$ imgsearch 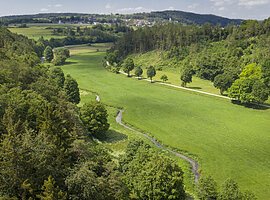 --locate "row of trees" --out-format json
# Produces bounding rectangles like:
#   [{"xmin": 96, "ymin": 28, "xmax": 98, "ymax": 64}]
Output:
[
  {"xmin": 51, "ymin": 24, "xmax": 131, "ymax": 38},
  {"xmin": 44, "ymin": 46, "xmax": 70, "ymax": 66},
  {"xmin": 110, "ymin": 18, "xmax": 270, "ymax": 104},
  {"xmin": 34, "ymin": 35, "xmax": 111, "ymax": 58},
  {"xmin": 105, "ymin": 56, "xmax": 158, "ymax": 82},
  {"xmin": 197, "ymin": 176, "xmax": 256, "ymax": 200}
]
